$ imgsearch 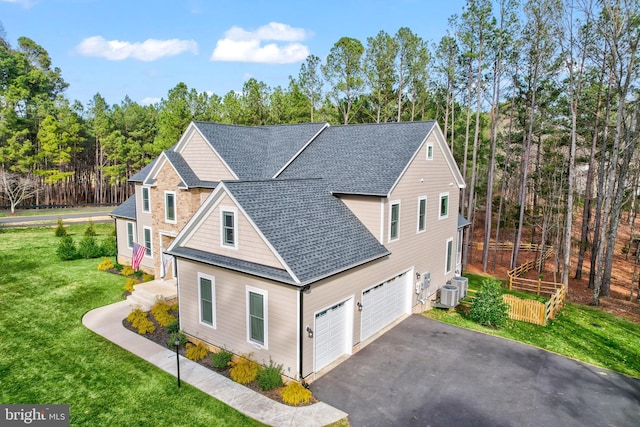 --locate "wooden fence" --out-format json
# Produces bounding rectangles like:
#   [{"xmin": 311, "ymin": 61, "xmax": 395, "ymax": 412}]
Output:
[
  {"xmin": 475, "ymin": 241, "xmax": 543, "ymax": 252},
  {"xmin": 504, "ymin": 247, "xmax": 566, "ymax": 326}
]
